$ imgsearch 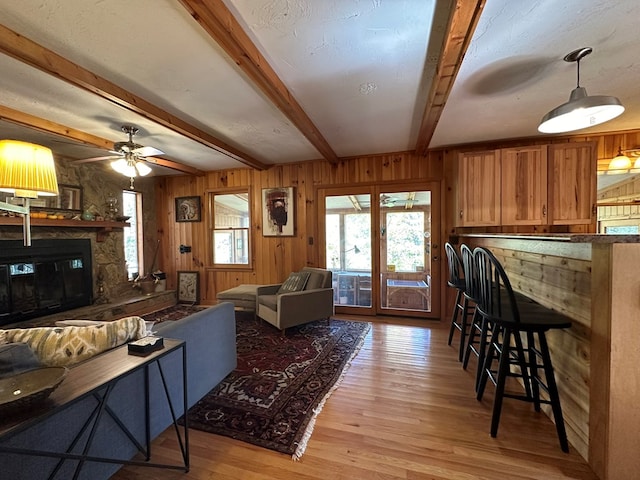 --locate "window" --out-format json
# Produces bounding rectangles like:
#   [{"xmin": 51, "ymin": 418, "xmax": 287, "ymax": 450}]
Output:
[
  {"xmin": 122, "ymin": 190, "xmax": 143, "ymax": 279},
  {"xmin": 385, "ymin": 211, "xmax": 425, "ymax": 271},
  {"xmin": 210, "ymin": 191, "xmax": 250, "ymax": 266},
  {"xmin": 605, "ymin": 225, "xmax": 639, "ymax": 234}
]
